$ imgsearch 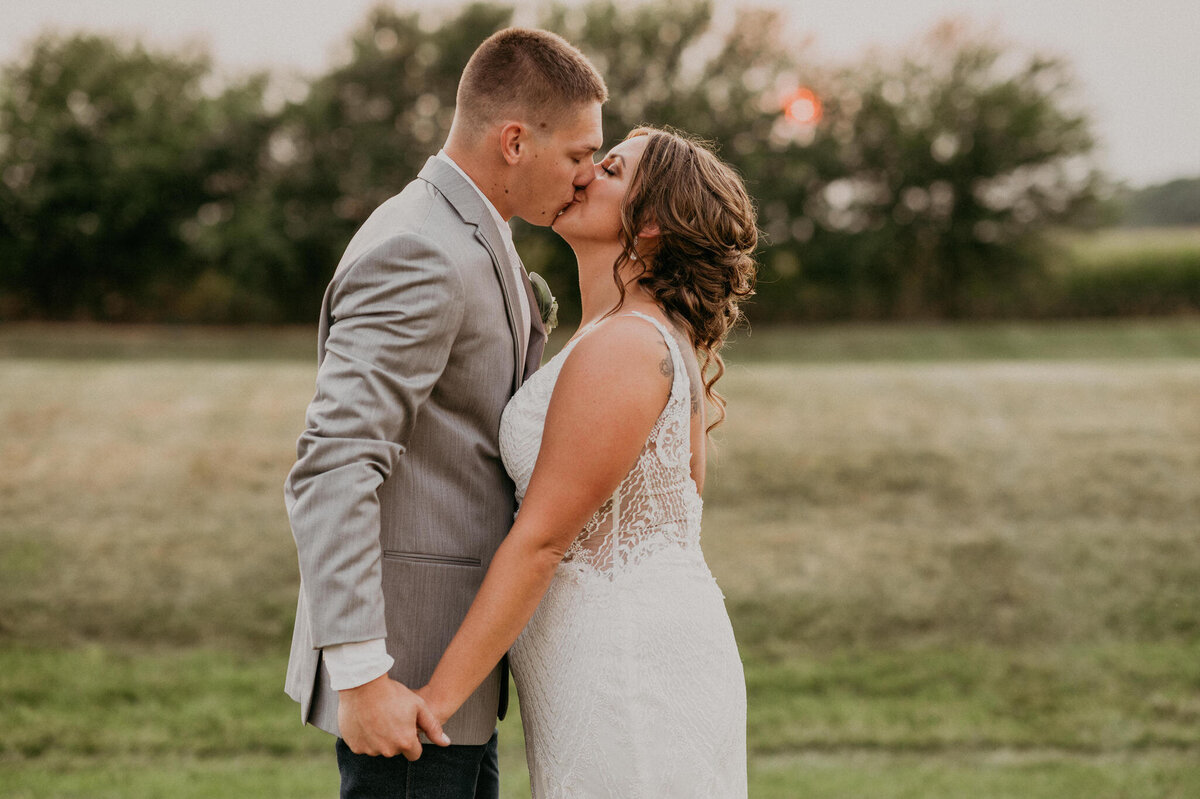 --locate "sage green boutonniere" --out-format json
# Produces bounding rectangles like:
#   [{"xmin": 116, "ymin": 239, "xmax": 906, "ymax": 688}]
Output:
[{"xmin": 528, "ymin": 272, "xmax": 558, "ymax": 335}]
